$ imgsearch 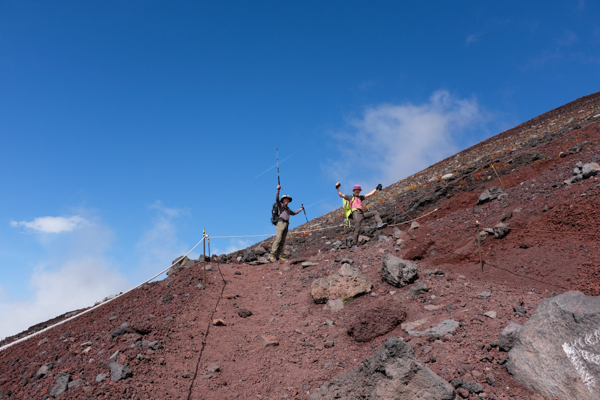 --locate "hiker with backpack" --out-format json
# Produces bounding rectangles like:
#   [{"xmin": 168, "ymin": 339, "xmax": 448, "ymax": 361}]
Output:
[
  {"xmin": 336, "ymin": 182, "xmax": 387, "ymax": 247},
  {"xmin": 268, "ymin": 184, "xmax": 304, "ymax": 261}
]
